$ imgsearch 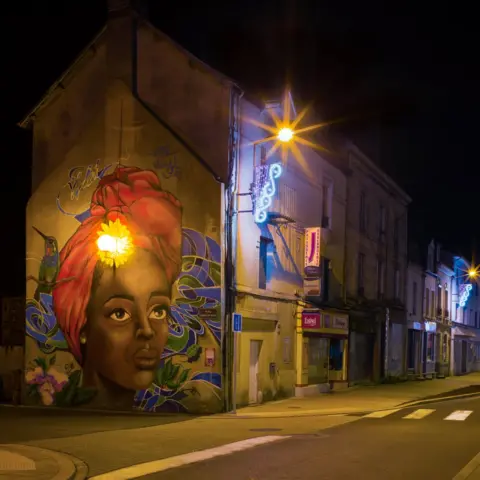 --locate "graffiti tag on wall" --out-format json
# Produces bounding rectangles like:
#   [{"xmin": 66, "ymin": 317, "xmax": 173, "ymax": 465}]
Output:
[{"xmin": 152, "ymin": 146, "xmax": 181, "ymax": 179}]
